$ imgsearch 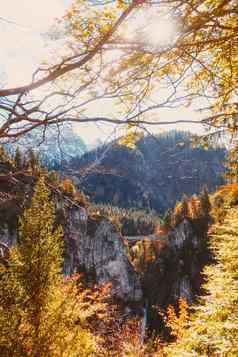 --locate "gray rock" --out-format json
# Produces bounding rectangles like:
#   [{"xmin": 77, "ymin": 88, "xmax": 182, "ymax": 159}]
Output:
[
  {"xmin": 171, "ymin": 275, "xmax": 193, "ymax": 304},
  {"xmin": 64, "ymin": 210, "xmax": 142, "ymax": 302},
  {"xmin": 141, "ymin": 217, "xmax": 206, "ymax": 307},
  {"xmin": 169, "ymin": 218, "xmax": 199, "ymax": 250},
  {"xmin": 0, "ymin": 225, "xmax": 17, "ymax": 247}
]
